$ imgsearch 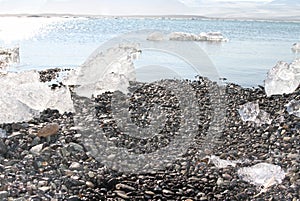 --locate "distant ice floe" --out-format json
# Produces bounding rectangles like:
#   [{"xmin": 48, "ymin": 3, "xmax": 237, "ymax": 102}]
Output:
[
  {"xmin": 238, "ymin": 102, "xmax": 272, "ymax": 125},
  {"xmin": 169, "ymin": 31, "xmax": 228, "ymax": 42},
  {"xmin": 67, "ymin": 43, "xmax": 140, "ymax": 98},
  {"xmin": 0, "ymin": 70, "xmax": 74, "ymax": 124},
  {"xmin": 147, "ymin": 31, "xmax": 164, "ymax": 41},
  {"xmin": 286, "ymin": 100, "xmax": 300, "ymax": 117},
  {"xmin": 291, "ymin": 42, "xmax": 300, "ymax": 53},
  {"xmin": 264, "ymin": 59, "xmax": 300, "ymax": 96},
  {"xmin": 146, "ymin": 31, "xmax": 228, "ymax": 42}
]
